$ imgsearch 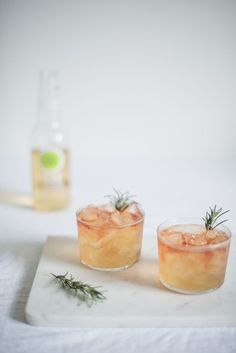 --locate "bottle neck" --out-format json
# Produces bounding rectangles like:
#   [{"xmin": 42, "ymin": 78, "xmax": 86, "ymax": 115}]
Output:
[{"xmin": 37, "ymin": 71, "xmax": 62, "ymax": 128}]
